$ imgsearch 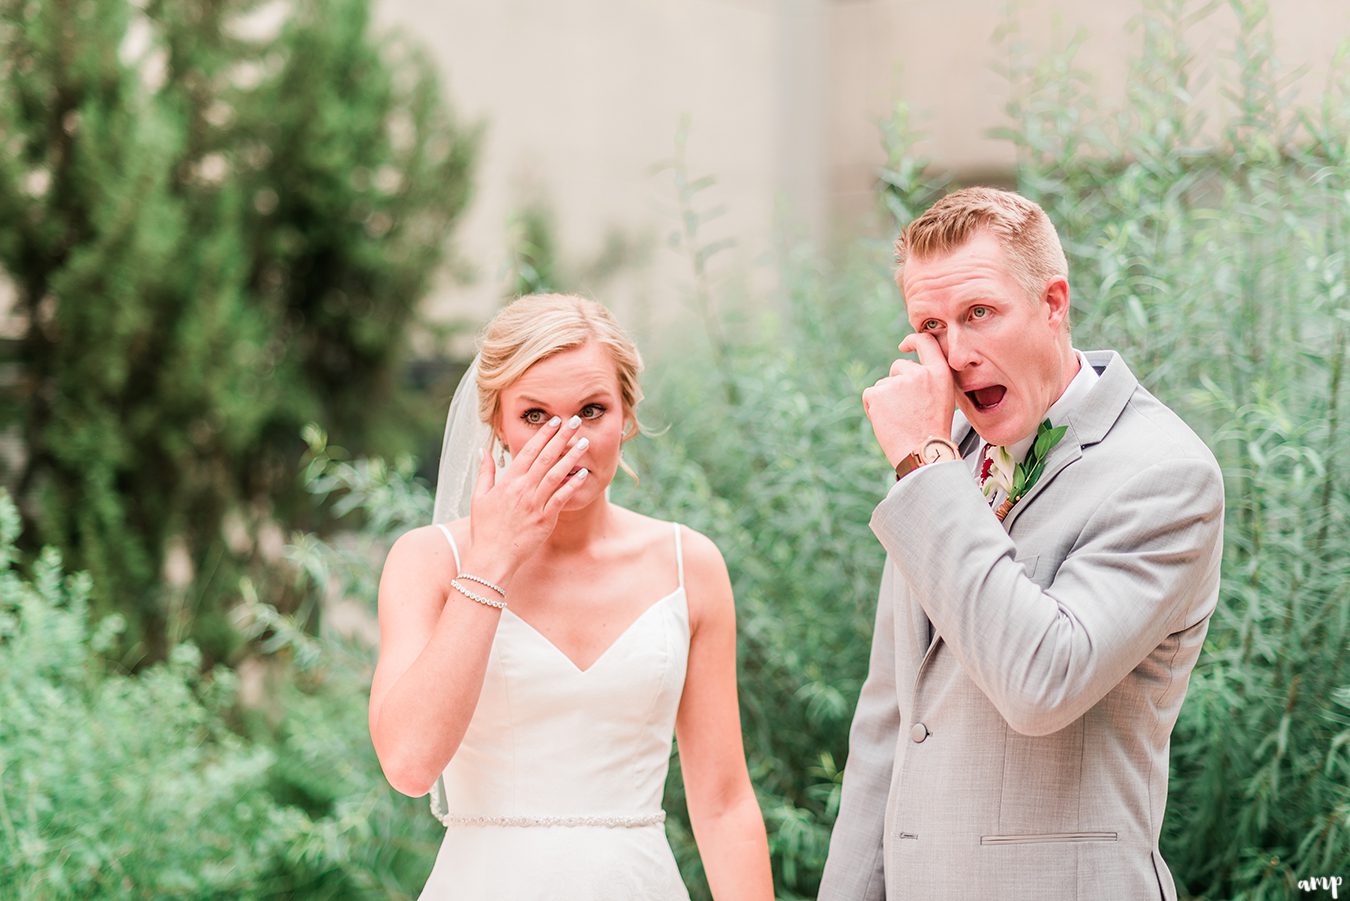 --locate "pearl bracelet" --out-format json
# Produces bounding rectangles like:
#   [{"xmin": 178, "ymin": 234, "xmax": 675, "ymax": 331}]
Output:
[
  {"xmin": 456, "ymin": 572, "xmax": 506, "ymax": 597},
  {"xmin": 451, "ymin": 578, "xmax": 507, "ymax": 610}
]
